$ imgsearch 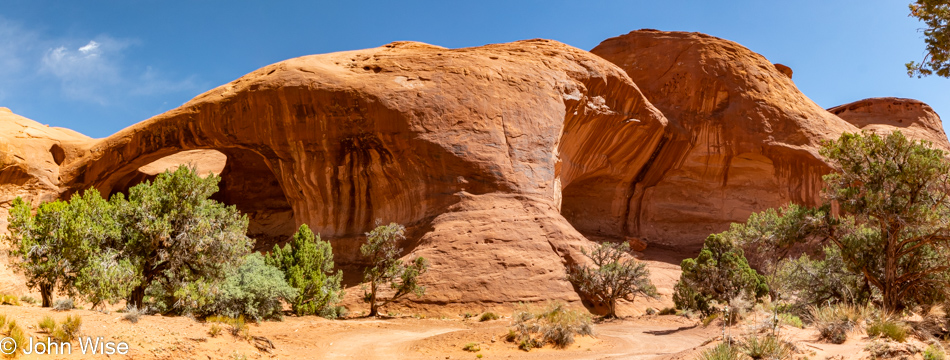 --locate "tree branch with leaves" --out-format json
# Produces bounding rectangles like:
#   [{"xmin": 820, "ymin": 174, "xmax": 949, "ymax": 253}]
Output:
[
  {"xmin": 568, "ymin": 242, "xmax": 657, "ymax": 318},
  {"xmin": 360, "ymin": 221, "xmax": 429, "ymax": 317}
]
